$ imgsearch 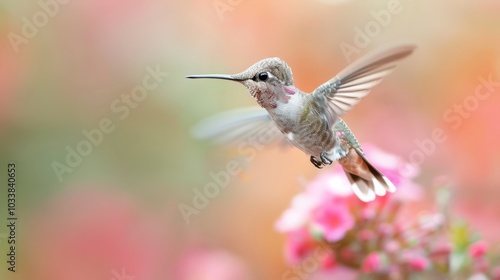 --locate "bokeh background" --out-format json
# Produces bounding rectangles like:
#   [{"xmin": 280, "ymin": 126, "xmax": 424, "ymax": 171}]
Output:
[{"xmin": 0, "ymin": 0, "xmax": 499, "ymax": 279}]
